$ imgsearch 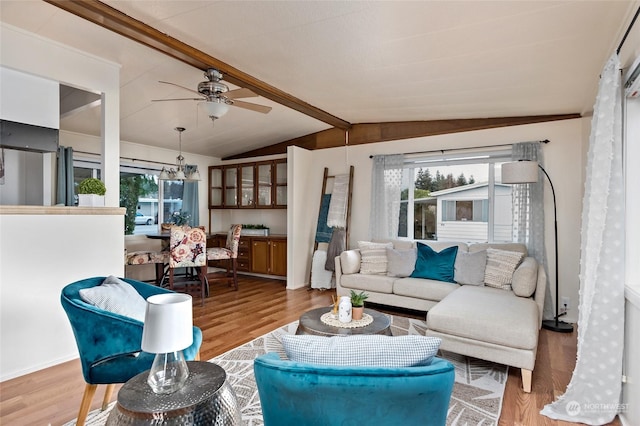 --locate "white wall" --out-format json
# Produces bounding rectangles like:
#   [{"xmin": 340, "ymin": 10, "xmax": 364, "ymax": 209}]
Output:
[
  {"xmin": 0, "ymin": 24, "xmax": 125, "ymax": 381},
  {"xmin": 620, "ymin": 34, "xmax": 640, "ymax": 425},
  {"xmin": 289, "ymin": 119, "xmax": 585, "ymax": 321},
  {"xmin": 0, "ymin": 65, "xmax": 59, "ymax": 128},
  {"xmin": 0, "ymin": 210, "xmax": 125, "ymax": 381},
  {"xmin": 288, "ymin": 146, "xmax": 319, "ymax": 289}
]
